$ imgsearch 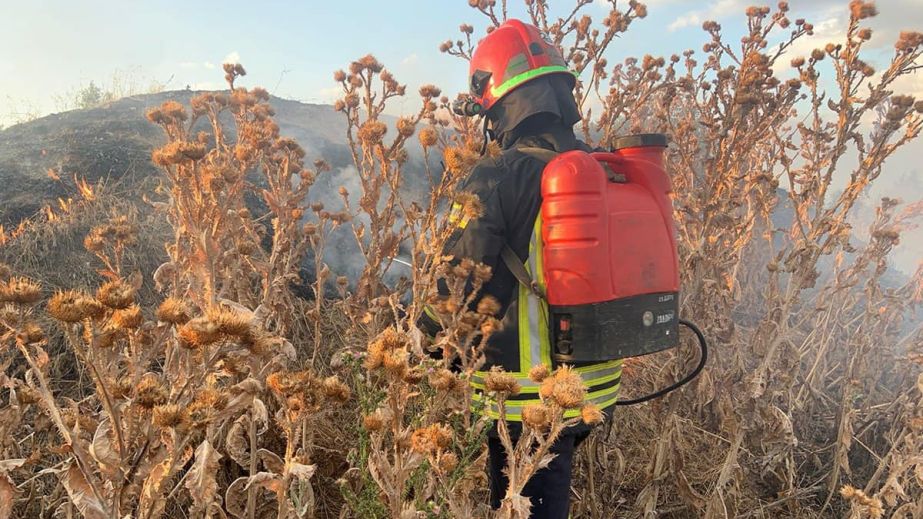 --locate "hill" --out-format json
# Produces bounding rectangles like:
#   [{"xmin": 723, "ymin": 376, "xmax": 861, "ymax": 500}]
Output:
[{"xmin": 0, "ymin": 90, "xmax": 395, "ymax": 224}]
